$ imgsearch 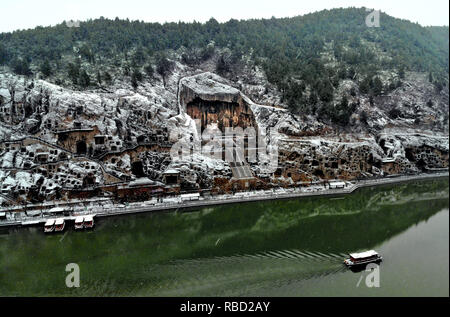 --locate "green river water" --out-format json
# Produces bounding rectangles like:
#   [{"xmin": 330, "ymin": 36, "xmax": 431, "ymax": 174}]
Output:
[{"xmin": 0, "ymin": 178, "xmax": 448, "ymax": 296}]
